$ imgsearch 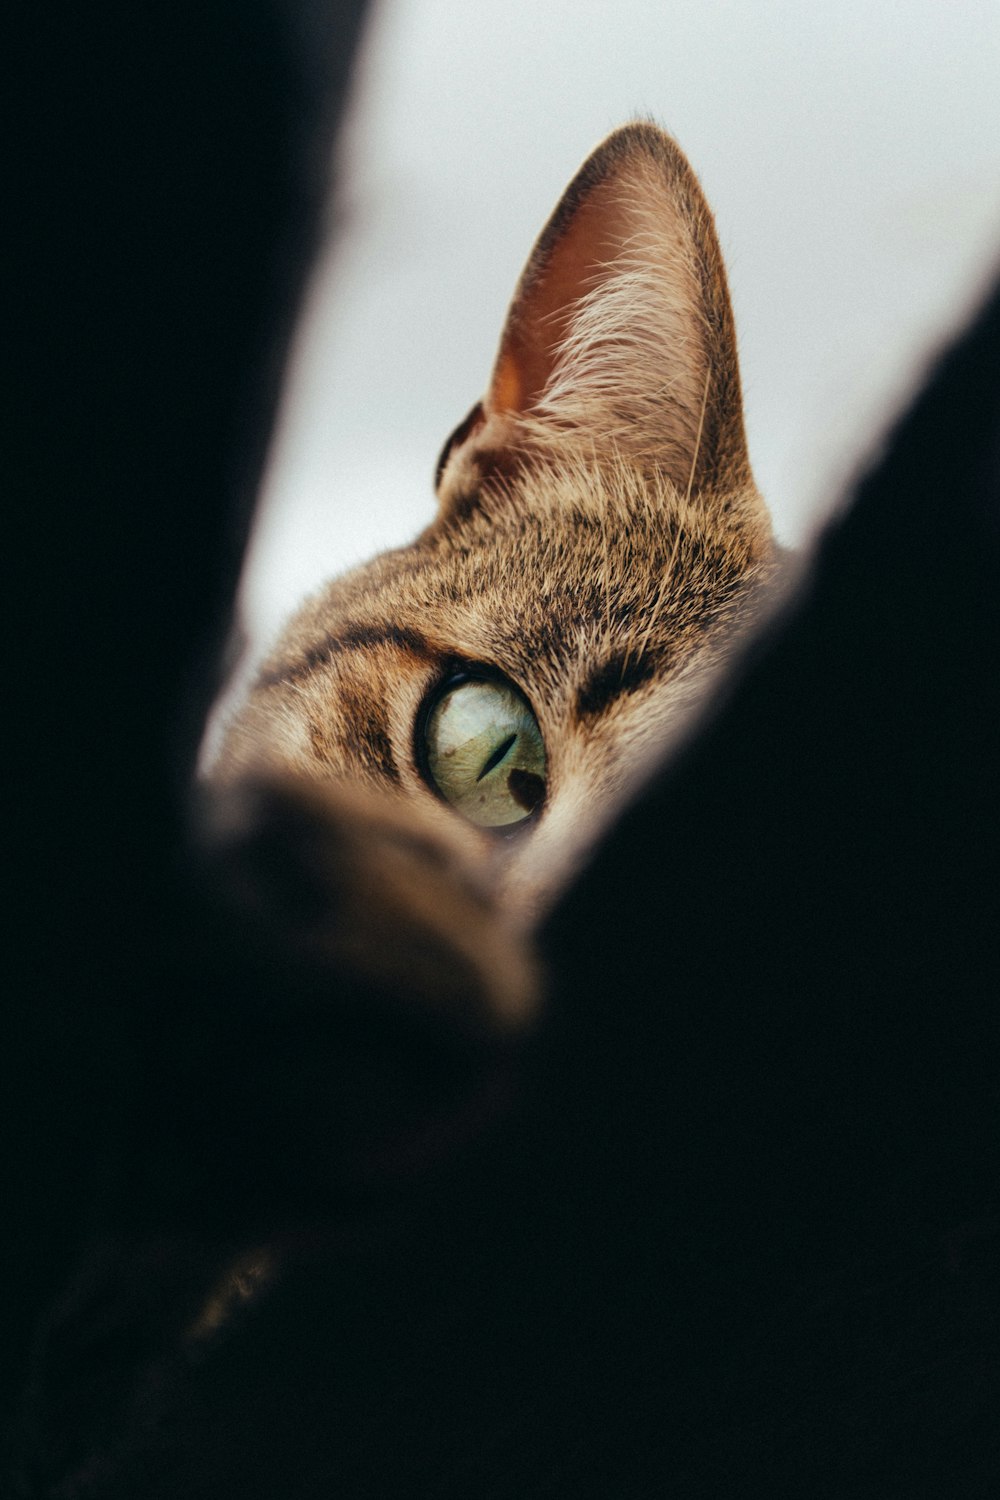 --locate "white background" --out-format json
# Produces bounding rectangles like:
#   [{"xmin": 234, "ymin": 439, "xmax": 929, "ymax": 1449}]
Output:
[{"xmin": 237, "ymin": 0, "xmax": 1000, "ymax": 655}]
